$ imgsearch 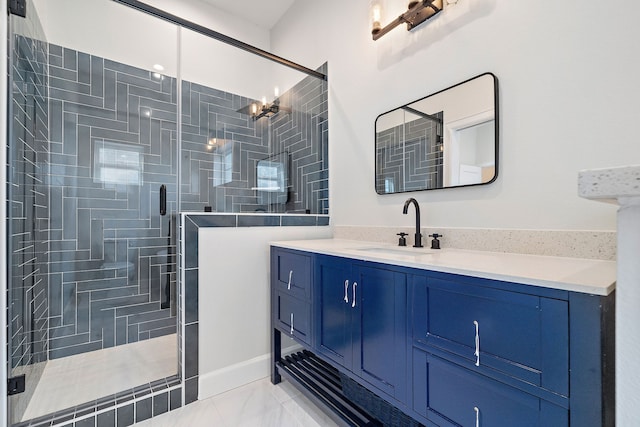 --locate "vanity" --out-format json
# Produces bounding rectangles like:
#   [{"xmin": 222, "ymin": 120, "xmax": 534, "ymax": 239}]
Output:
[{"xmin": 270, "ymin": 239, "xmax": 615, "ymax": 427}]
